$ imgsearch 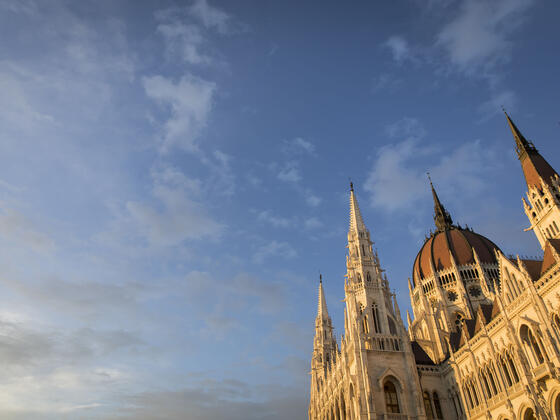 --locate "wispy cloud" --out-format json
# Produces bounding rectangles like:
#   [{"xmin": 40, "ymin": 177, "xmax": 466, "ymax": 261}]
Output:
[
  {"xmin": 143, "ymin": 74, "xmax": 216, "ymax": 153},
  {"xmin": 365, "ymin": 117, "xmax": 499, "ymax": 212},
  {"xmin": 436, "ymin": 0, "xmax": 535, "ymax": 75},
  {"xmin": 253, "ymin": 241, "xmax": 297, "ymax": 264},
  {"xmin": 383, "ymin": 35, "xmax": 413, "ymax": 63}
]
